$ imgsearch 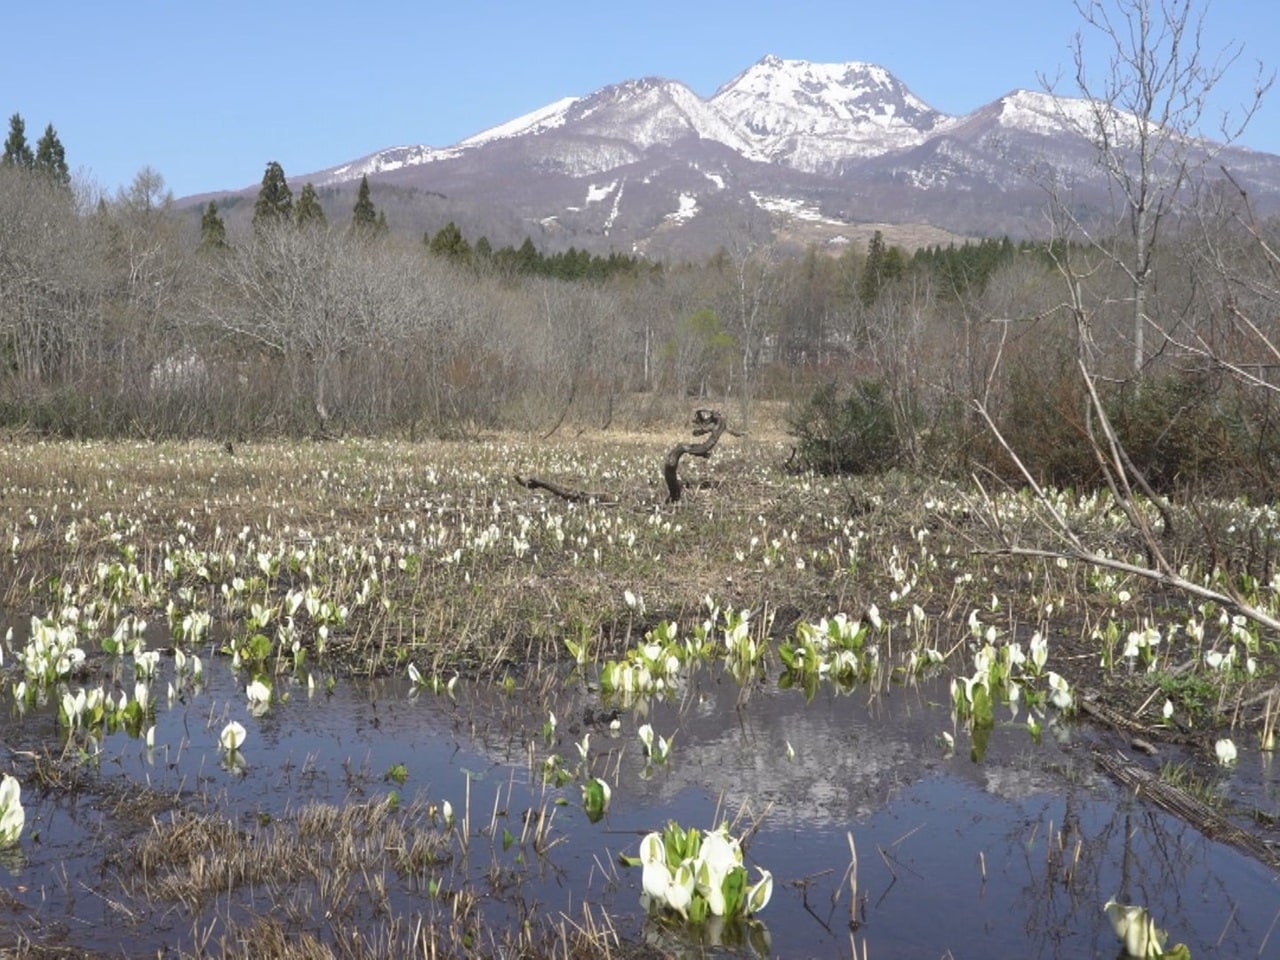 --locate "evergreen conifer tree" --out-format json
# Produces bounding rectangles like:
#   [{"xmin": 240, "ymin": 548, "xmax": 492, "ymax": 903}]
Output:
[
  {"xmin": 429, "ymin": 221, "xmax": 471, "ymax": 261},
  {"xmin": 295, "ymin": 182, "xmax": 326, "ymax": 227},
  {"xmin": 857, "ymin": 230, "xmax": 904, "ymax": 306},
  {"xmin": 514, "ymin": 237, "xmax": 539, "ymax": 274},
  {"xmin": 2, "ymin": 113, "xmax": 34, "ymax": 168},
  {"xmin": 351, "ymin": 174, "xmax": 377, "ymax": 234},
  {"xmin": 199, "ymin": 200, "xmax": 228, "ymax": 251},
  {"xmin": 33, "ymin": 123, "xmax": 69, "ymax": 185},
  {"xmin": 252, "ymin": 161, "xmax": 293, "ymax": 230}
]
